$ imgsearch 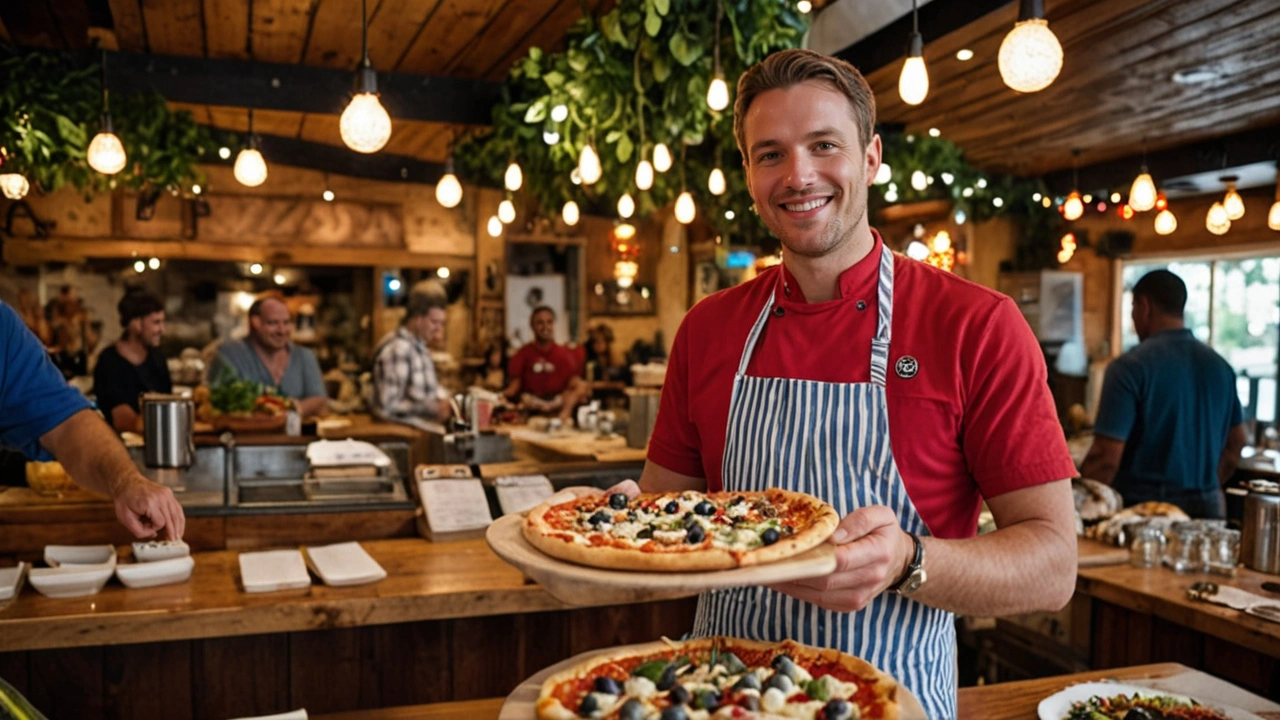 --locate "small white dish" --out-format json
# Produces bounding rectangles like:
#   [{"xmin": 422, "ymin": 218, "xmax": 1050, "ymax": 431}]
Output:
[
  {"xmin": 0, "ymin": 563, "xmax": 27, "ymax": 601},
  {"xmin": 28, "ymin": 565, "xmax": 114, "ymax": 598},
  {"xmin": 116, "ymin": 556, "xmax": 195, "ymax": 589},
  {"xmin": 228, "ymin": 709, "xmax": 308, "ymax": 720},
  {"xmin": 1037, "ymin": 681, "xmax": 1264, "ymax": 720},
  {"xmin": 239, "ymin": 549, "xmax": 311, "ymax": 593},
  {"xmin": 132, "ymin": 540, "xmax": 191, "ymax": 562},
  {"xmin": 44, "ymin": 544, "xmax": 117, "ymax": 569},
  {"xmin": 304, "ymin": 542, "xmax": 386, "ymax": 587}
]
